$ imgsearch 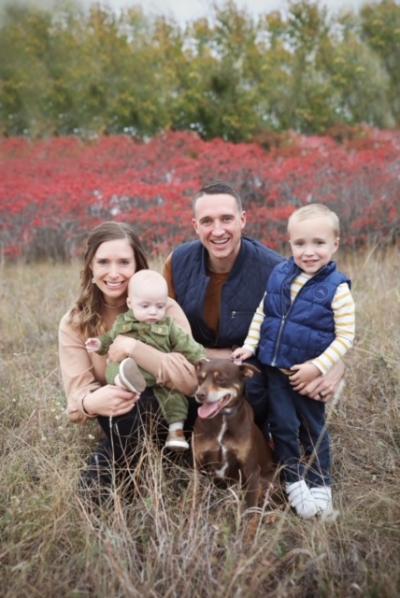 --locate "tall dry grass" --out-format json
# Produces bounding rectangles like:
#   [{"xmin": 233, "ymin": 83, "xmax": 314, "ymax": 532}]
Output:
[{"xmin": 0, "ymin": 248, "xmax": 399, "ymax": 597}]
